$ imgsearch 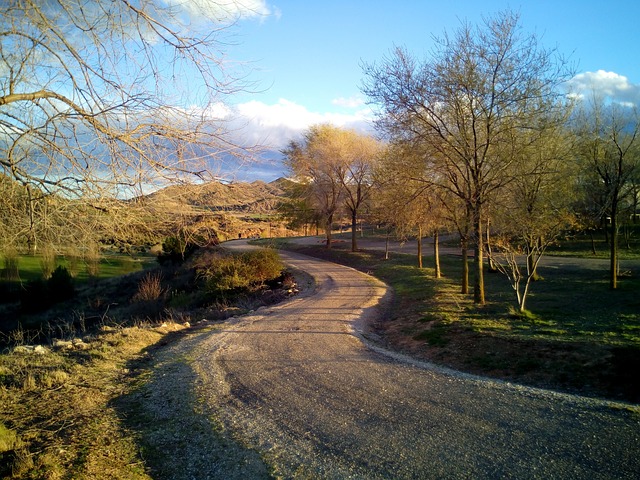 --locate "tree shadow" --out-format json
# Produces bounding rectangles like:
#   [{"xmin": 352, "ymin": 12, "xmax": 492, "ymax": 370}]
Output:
[{"xmin": 111, "ymin": 326, "xmax": 272, "ymax": 480}]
